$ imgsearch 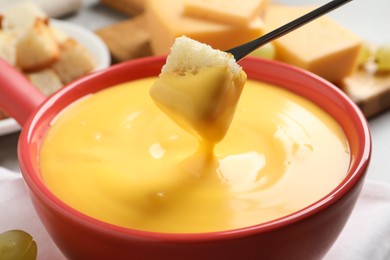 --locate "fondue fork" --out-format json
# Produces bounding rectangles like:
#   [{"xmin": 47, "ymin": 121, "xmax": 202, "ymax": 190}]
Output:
[{"xmin": 227, "ymin": 0, "xmax": 353, "ymax": 61}]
